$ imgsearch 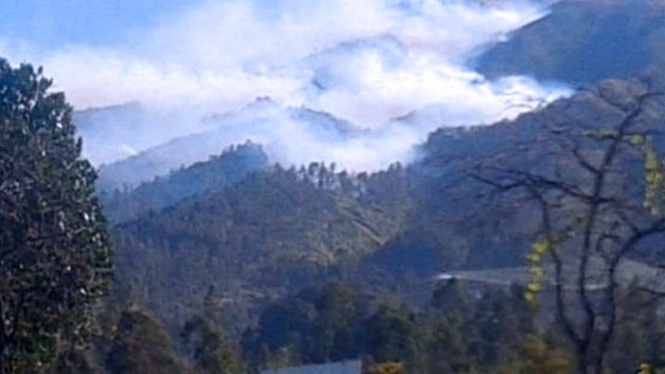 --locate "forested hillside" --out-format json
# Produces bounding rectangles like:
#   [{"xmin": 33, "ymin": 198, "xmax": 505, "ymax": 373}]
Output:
[
  {"xmin": 475, "ymin": 0, "xmax": 665, "ymax": 85},
  {"xmin": 100, "ymin": 142, "xmax": 269, "ymax": 223},
  {"xmin": 30, "ymin": 65, "xmax": 665, "ymax": 374},
  {"xmin": 110, "ymin": 162, "xmax": 414, "ymax": 335},
  {"xmin": 104, "ymin": 75, "xmax": 665, "ymax": 346}
]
